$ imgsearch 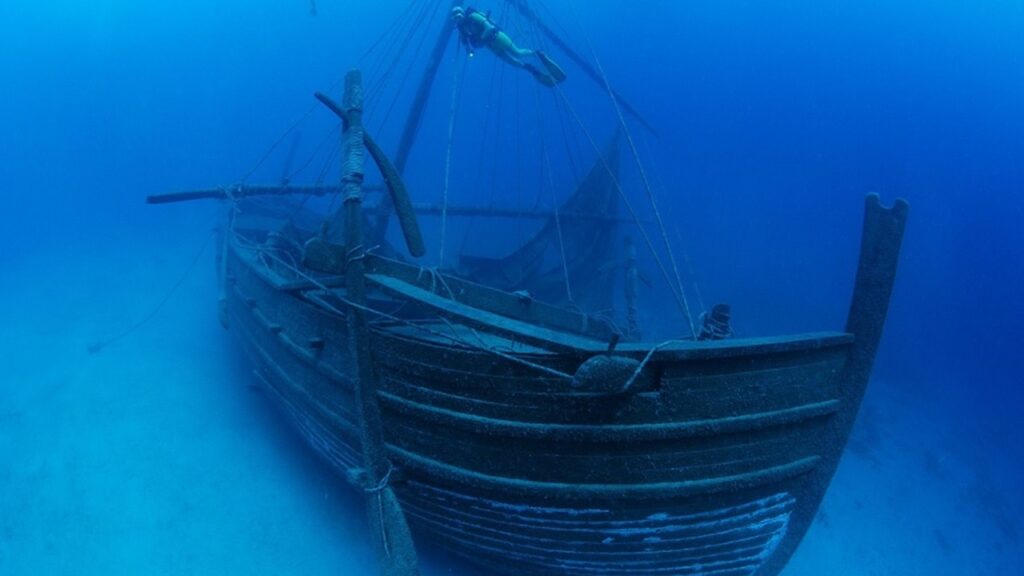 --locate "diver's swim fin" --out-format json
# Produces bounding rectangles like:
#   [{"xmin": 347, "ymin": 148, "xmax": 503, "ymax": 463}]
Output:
[
  {"xmin": 536, "ymin": 51, "xmax": 566, "ymax": 83},
  {"xmin": 526, "ymin": 64, "xmax": 557, "ymax": 87}
]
